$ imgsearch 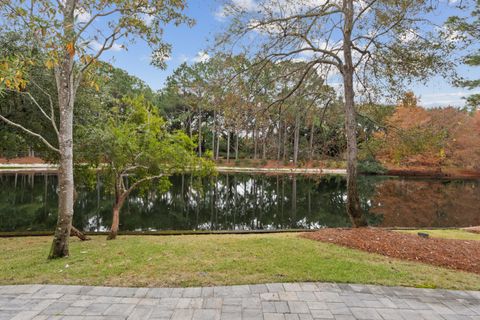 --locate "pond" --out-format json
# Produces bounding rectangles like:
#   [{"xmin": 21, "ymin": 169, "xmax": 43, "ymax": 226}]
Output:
[{"xmin": 0, "ymin": 173, "xmax": 479, "ymax": 232}]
